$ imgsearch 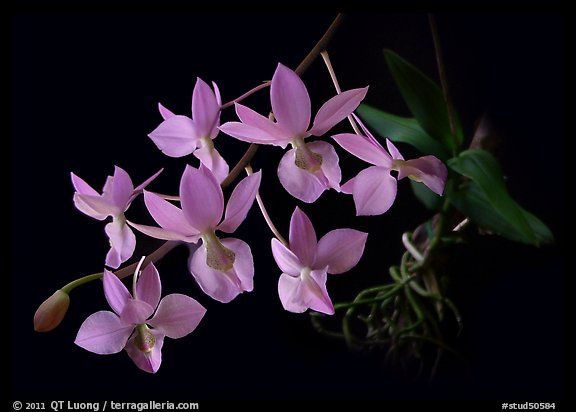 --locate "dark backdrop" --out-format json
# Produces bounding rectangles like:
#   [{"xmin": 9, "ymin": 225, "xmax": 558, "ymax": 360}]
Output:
[{"xmin": 11, "ymin": 12, "xmax": 565, "ymax": 401}]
